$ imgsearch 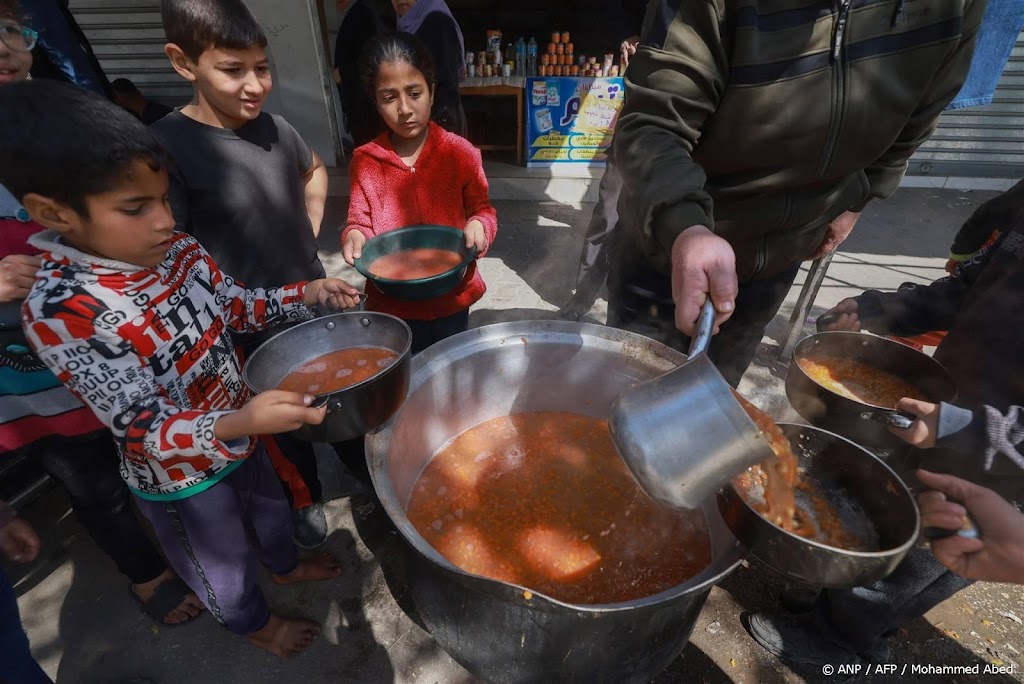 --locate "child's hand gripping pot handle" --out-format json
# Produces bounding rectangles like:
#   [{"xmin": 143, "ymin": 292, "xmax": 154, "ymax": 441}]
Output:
[
  {"xmin": 816, "ymin": 298, "xmax": 861, "ymax": 332},
  {"xmin": 306, "ymin": 277, "xmax": 362, "ymax": 311},
  {"xmin": 215, "ymin": 391, "xmax": 327, "ymax": 442}
]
